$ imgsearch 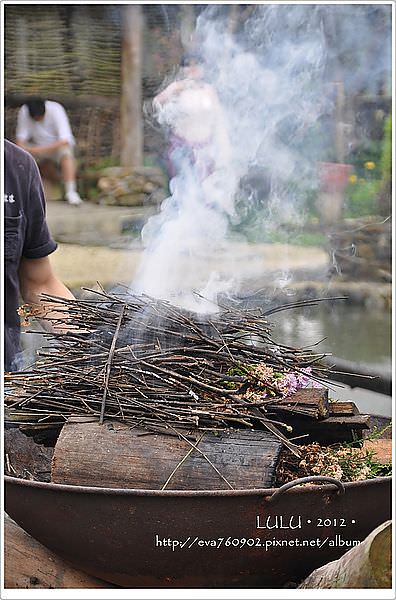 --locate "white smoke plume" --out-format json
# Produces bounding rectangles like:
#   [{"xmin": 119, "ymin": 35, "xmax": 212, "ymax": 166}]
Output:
[{"xmin": 133, "ymin": 4, "xmax": 391, "ymax": 312}]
